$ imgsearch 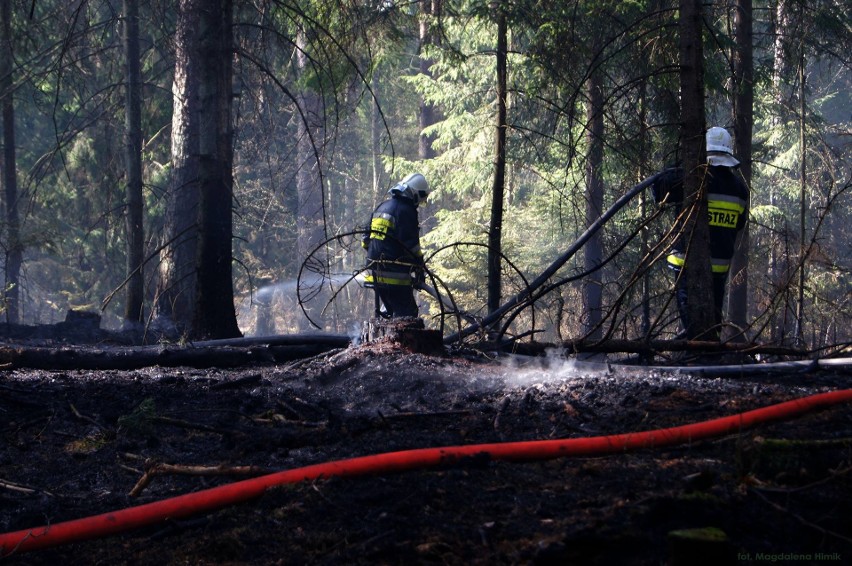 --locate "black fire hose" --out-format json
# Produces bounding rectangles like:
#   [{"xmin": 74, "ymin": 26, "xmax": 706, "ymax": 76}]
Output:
[{"xmin": 444, "ymin": 170, "xmax": 669, "ymax": 344}]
